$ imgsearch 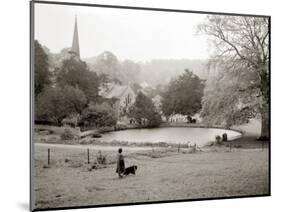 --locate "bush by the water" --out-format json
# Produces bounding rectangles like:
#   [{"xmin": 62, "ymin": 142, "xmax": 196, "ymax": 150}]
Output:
[
  {"xmin": 80, "ymin": 102, "xmax": 117, "ymax": 129},
  {"xmin": 222, "ymin": 133, "xmax": 228, "ymax": 141},
  {"xmin": 147, "ymin": 112, "xmax": 162, "ymax": 128},
  {"xmin": 215, "ymin": 135, "xmax": 222, "ymax": 144}
]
